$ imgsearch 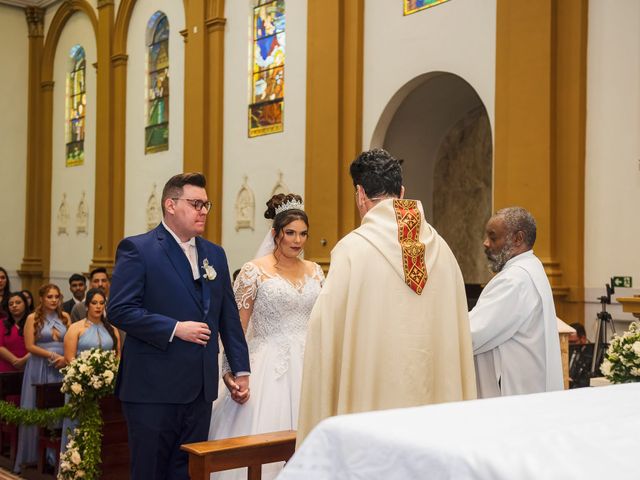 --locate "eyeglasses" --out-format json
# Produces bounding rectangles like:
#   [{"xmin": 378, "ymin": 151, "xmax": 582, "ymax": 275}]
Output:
[{"xmin": 172, "ymin": 198, "xmax": 213, "ymax": 213}]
